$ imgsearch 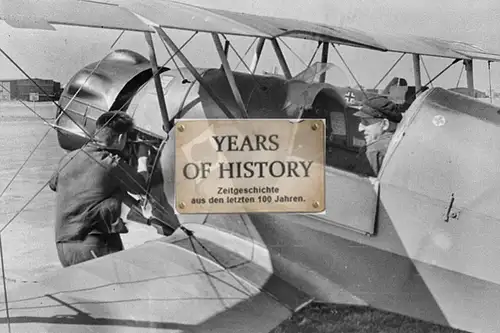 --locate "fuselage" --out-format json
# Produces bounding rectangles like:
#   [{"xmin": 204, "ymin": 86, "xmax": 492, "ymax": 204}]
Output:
[{"xmin": 56, "ymin": 49, "xmax": 500, "ymax": 333}]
